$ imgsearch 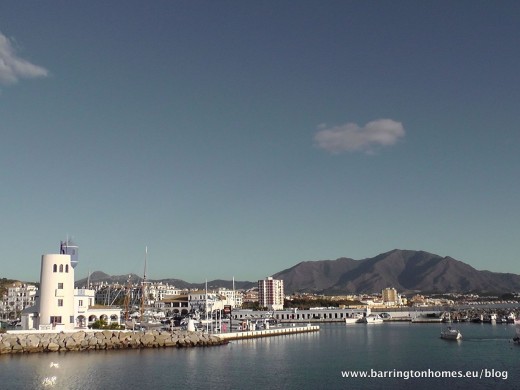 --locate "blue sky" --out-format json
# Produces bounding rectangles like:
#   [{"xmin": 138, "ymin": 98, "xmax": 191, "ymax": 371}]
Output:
[{"xmin": 1, "ymin": 1, "xmax": 519, "ymax": 283}]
